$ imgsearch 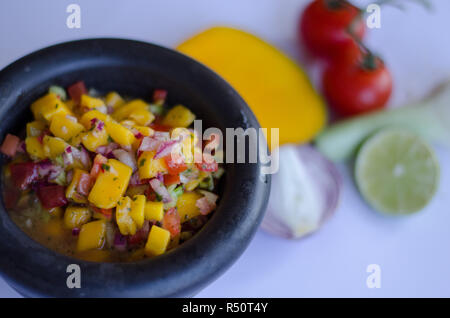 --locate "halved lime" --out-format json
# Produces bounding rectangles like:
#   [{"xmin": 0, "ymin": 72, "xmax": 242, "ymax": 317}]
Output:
[{"xmin": 355, "ymin": 128, "xmax": 440, "ymax": 215}]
